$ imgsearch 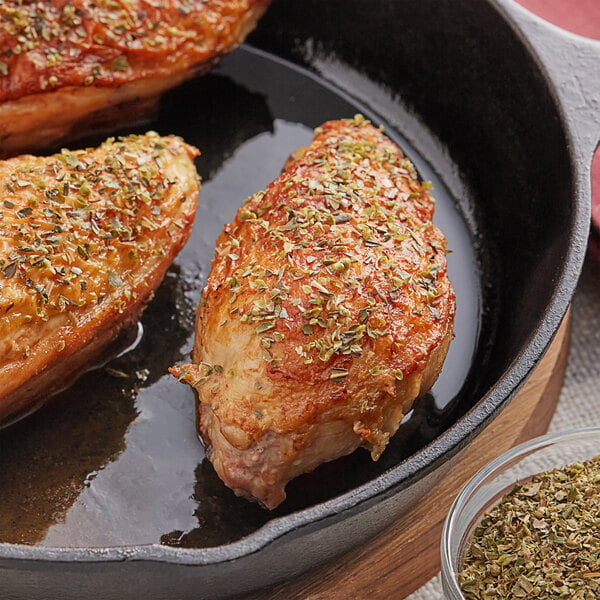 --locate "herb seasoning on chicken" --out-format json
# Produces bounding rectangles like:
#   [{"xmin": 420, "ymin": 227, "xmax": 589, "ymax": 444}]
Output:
[
  {"xmin": 0, "ymin": 132, "xmax": 200, "ymax": 424},
  {"xmin": 0, "ymin": 0, "xmax": 271, "ymax": 156},
  {"xmin": 171, "ymin": 116, "xmax": 455, "ymax": 509}
]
